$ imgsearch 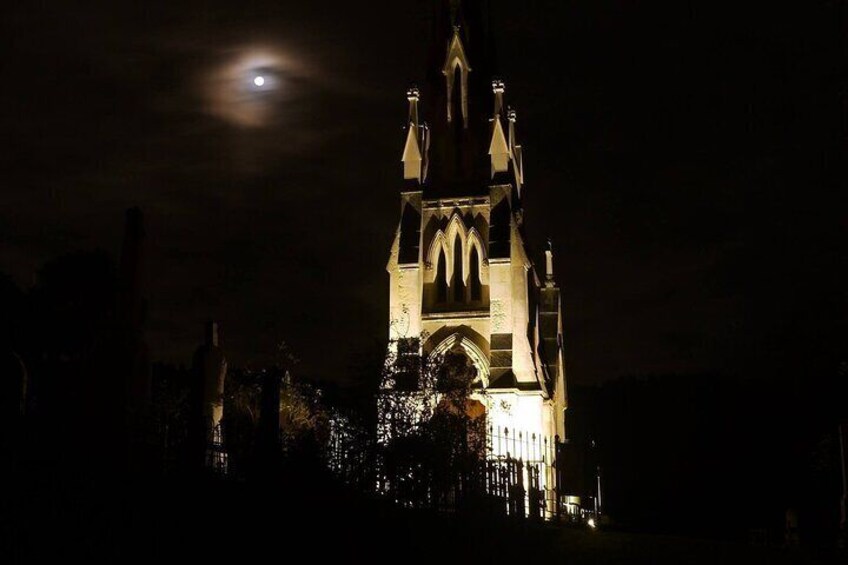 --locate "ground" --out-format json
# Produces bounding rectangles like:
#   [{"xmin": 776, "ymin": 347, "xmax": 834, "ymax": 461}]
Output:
[{"xmin": 6, "ymin": 469, "xmax": 844, "ymax": 564}]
